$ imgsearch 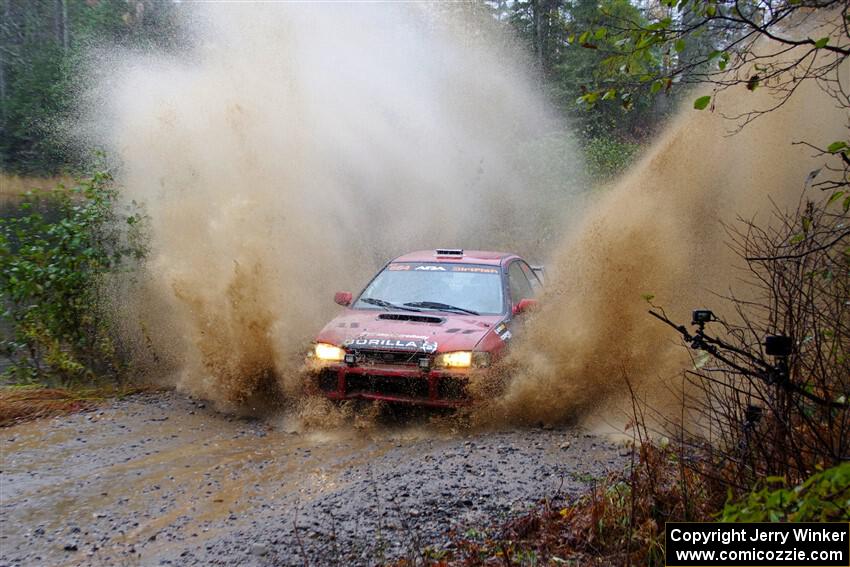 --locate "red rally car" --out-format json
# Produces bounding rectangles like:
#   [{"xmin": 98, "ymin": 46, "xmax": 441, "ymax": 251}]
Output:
[{"xmin": 306, "ymin": 249, "xmax": 543, "ymax": 407}]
